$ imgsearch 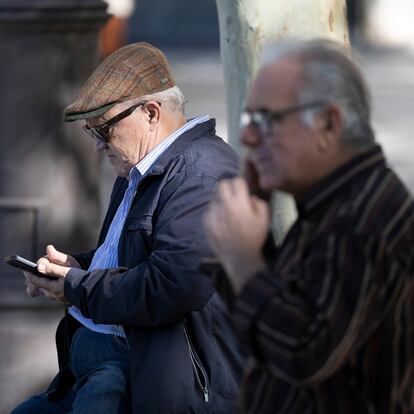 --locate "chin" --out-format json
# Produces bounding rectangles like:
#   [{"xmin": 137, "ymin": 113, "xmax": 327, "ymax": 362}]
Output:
[{"xmin": 259, "ymin": 176, "xmax": 280, "ymax": 192}]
